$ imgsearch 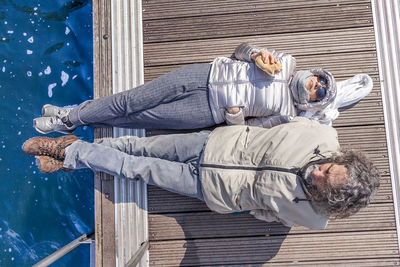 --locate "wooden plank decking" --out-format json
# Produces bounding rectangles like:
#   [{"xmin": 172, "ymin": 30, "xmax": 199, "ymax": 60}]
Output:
[
  {"xmin": 141, "ymin": 0, "xmax": 400, "ymax": 266},
  {"xmin": 92, "ymin": 0, "xmax": 400, "ymax": 266},
  {"xmin": 92, "ymin": 0, "xmax": 115, "ymax": 266}
]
